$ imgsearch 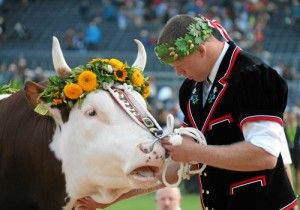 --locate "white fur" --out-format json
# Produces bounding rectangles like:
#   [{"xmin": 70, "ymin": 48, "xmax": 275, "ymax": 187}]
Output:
[
  {"xmin": 0, "ymin": 94, "xmax": 11, "ymax": 100},
  {"xmin": 49, "ymin": 90, "xmax": 165, "ymax": 204}
]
